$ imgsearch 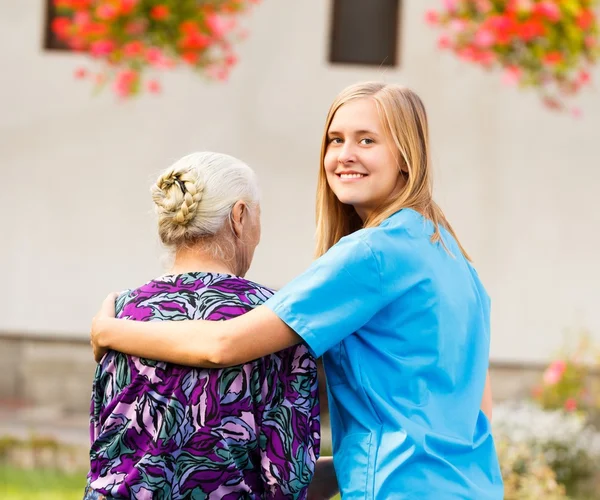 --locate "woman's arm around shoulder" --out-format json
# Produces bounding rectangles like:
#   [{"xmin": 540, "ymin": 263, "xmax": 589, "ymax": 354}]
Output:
[{"xmin": 91, "ymin": 292, "xmax": 301, "ymax": 367}]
